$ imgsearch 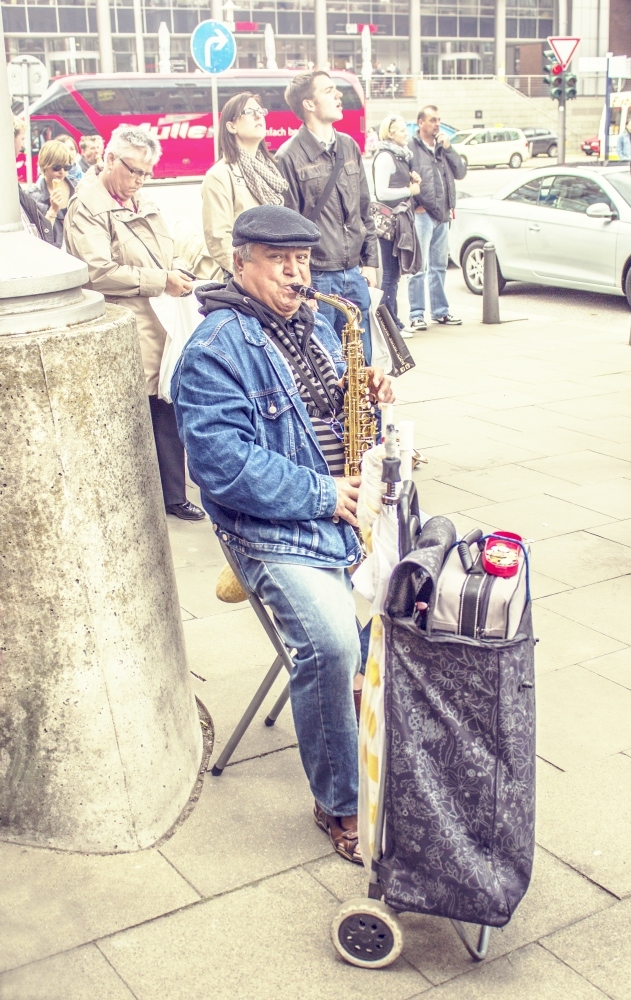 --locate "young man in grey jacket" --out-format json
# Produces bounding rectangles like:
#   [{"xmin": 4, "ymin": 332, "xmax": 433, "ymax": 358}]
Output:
[
  {"xmin": 275, "ymin": 71, "xmax": 379, "ymax": 362},
  {"xmin": 408, "ymin": 104, "xmax": 467, "ymax": 331}
]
